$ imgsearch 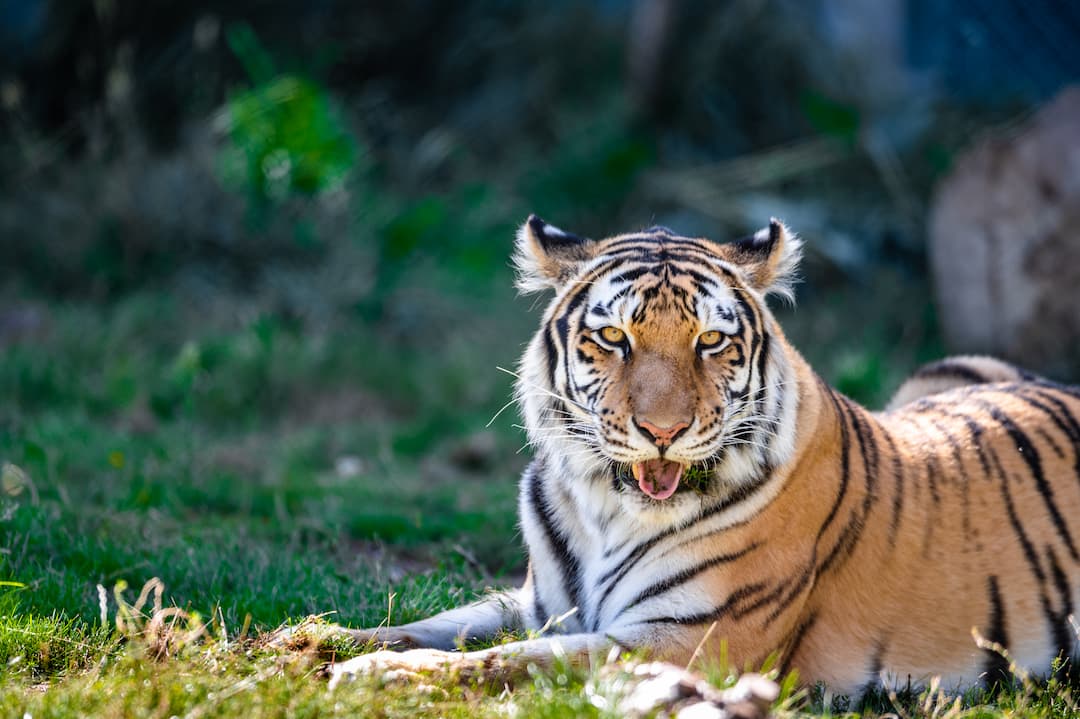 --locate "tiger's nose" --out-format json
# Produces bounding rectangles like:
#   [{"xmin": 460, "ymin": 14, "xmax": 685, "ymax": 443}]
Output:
[{"xmin": 634, "ymin": 418, "xmax": 691, "ymax": 447}]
